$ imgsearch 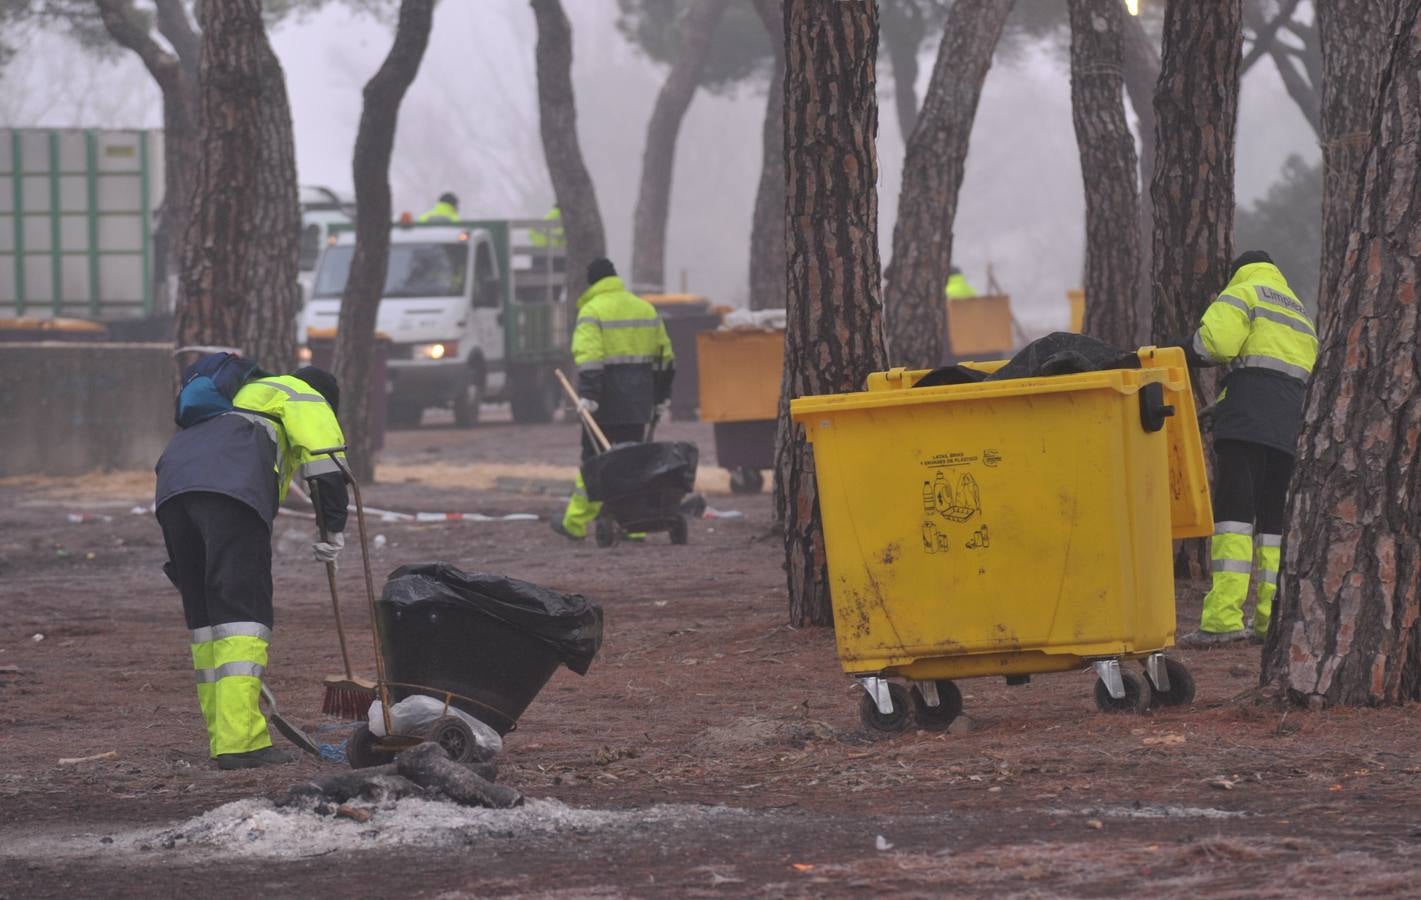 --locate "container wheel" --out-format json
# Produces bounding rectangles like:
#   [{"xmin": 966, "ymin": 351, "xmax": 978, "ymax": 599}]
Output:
[
  {"xmin": 859, "ymin": 682, "xmax": 913, "ymax": 733},
  {"xmin": 911, "ymin": 679, "xmax": 964, "ymax": 730},
  {"xmin": 429, "ymin": 716, "xmax": 481, "ymax": 764},
  {"xmin": 669, "ymin": 515, "xmax": 689, "ymax": 545},
  {"xmin": 1093, "ymin": 670, "xmax": 1153, "ymax": 714},
  {"xmin": 1148, "ymin": 657, "xmax": 1196, "ymax": 707},
  {"xmin": 347, "ymin": 722, "xmax": 397, "ymax": 770},
  {"xmin": 729, "ymin": 467, "xmax": 764, "ymax": 494},
  {"xmin": 594, "ymin": 517, "xmax": 618, "ymax": 549}
]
